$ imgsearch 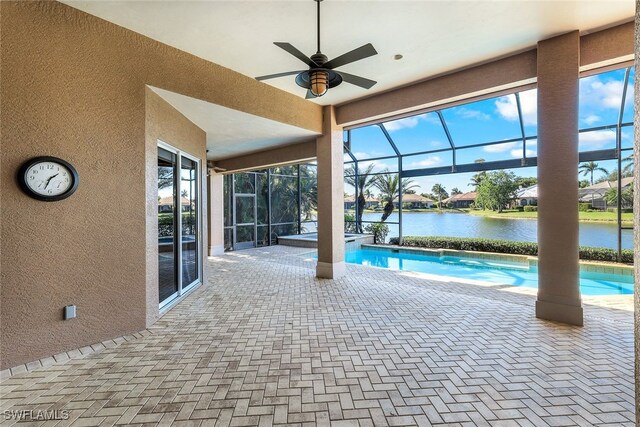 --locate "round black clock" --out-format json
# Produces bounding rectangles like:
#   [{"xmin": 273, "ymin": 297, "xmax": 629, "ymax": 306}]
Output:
[{"xmin": 18, "ymin": 156, "xmax": 79, "ymax": 201}]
